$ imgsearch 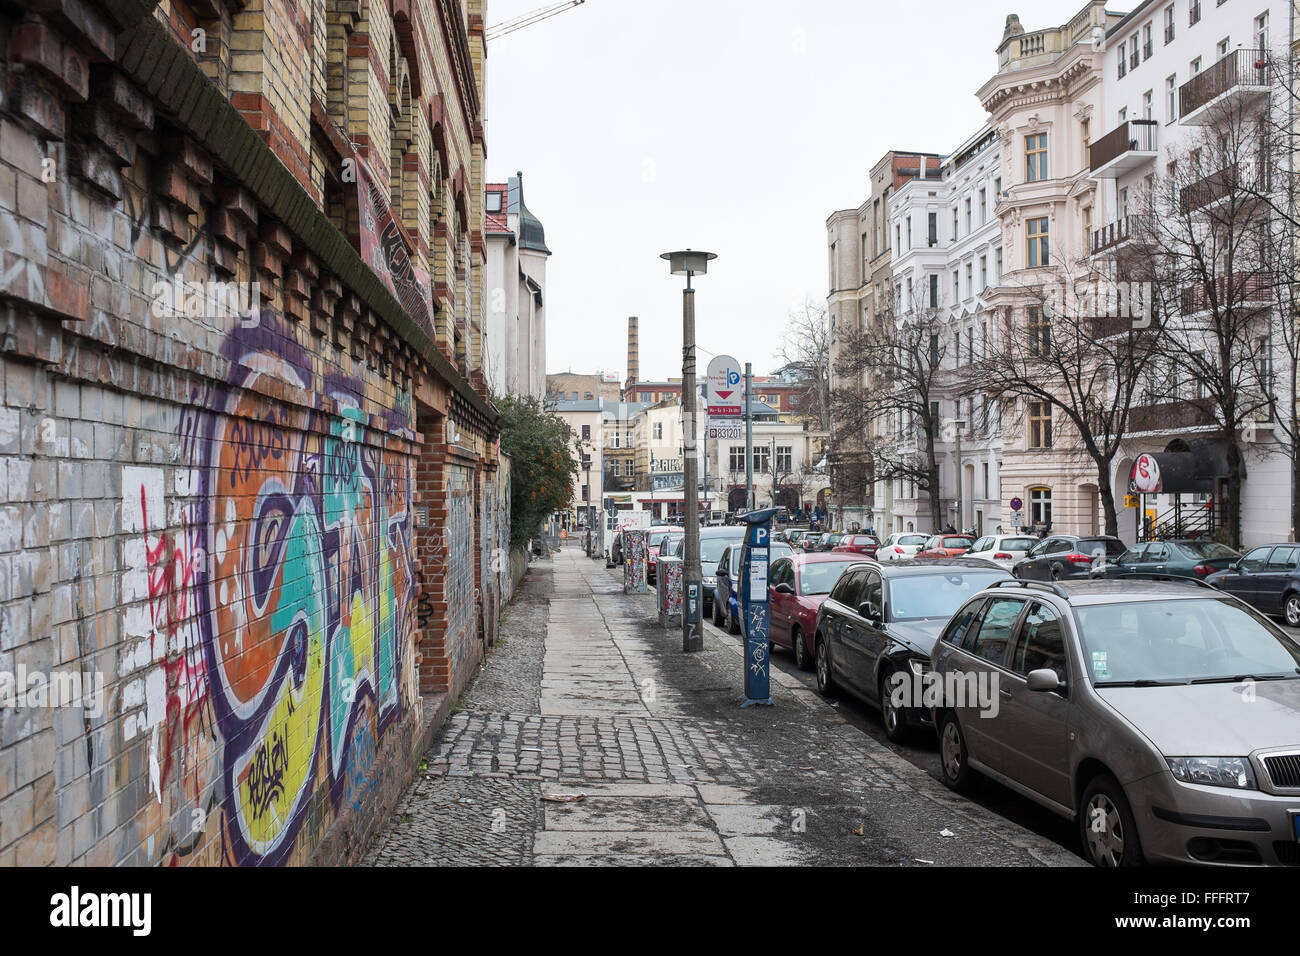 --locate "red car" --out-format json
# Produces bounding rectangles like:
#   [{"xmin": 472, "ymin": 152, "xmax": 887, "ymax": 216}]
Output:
[
  {"xmin": 647, "ymin": 530, "xmax": 681, "ymax": 584},
  {"xmin": 914, "ymin": 534, "xmax": 975, "ymax": 559},
  {"xmin": 832, "ymin": 534, "xmax": 879, "ymax": 559},
  {"xmin": 768, "ymin": 553, "xmax": 862, "ymax": 670}
]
